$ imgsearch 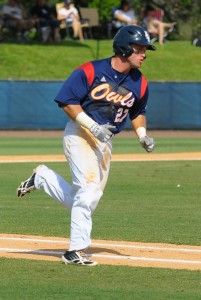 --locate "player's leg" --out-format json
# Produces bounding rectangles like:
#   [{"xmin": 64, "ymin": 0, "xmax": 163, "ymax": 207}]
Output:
[
  {"xmin": 17, "ymin": 164, "xmax": 74, "ymax": 209},
  {"xmin": 34, "ymin": 165, "xmax": 74, "ymax": 209},
  {"xmin": 63, "ymin": 120, "xmax": 112, "ymax": 251},
  {"xmin": 72, "ymin": 18, "xmax": 79, "ymax": 38}
]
